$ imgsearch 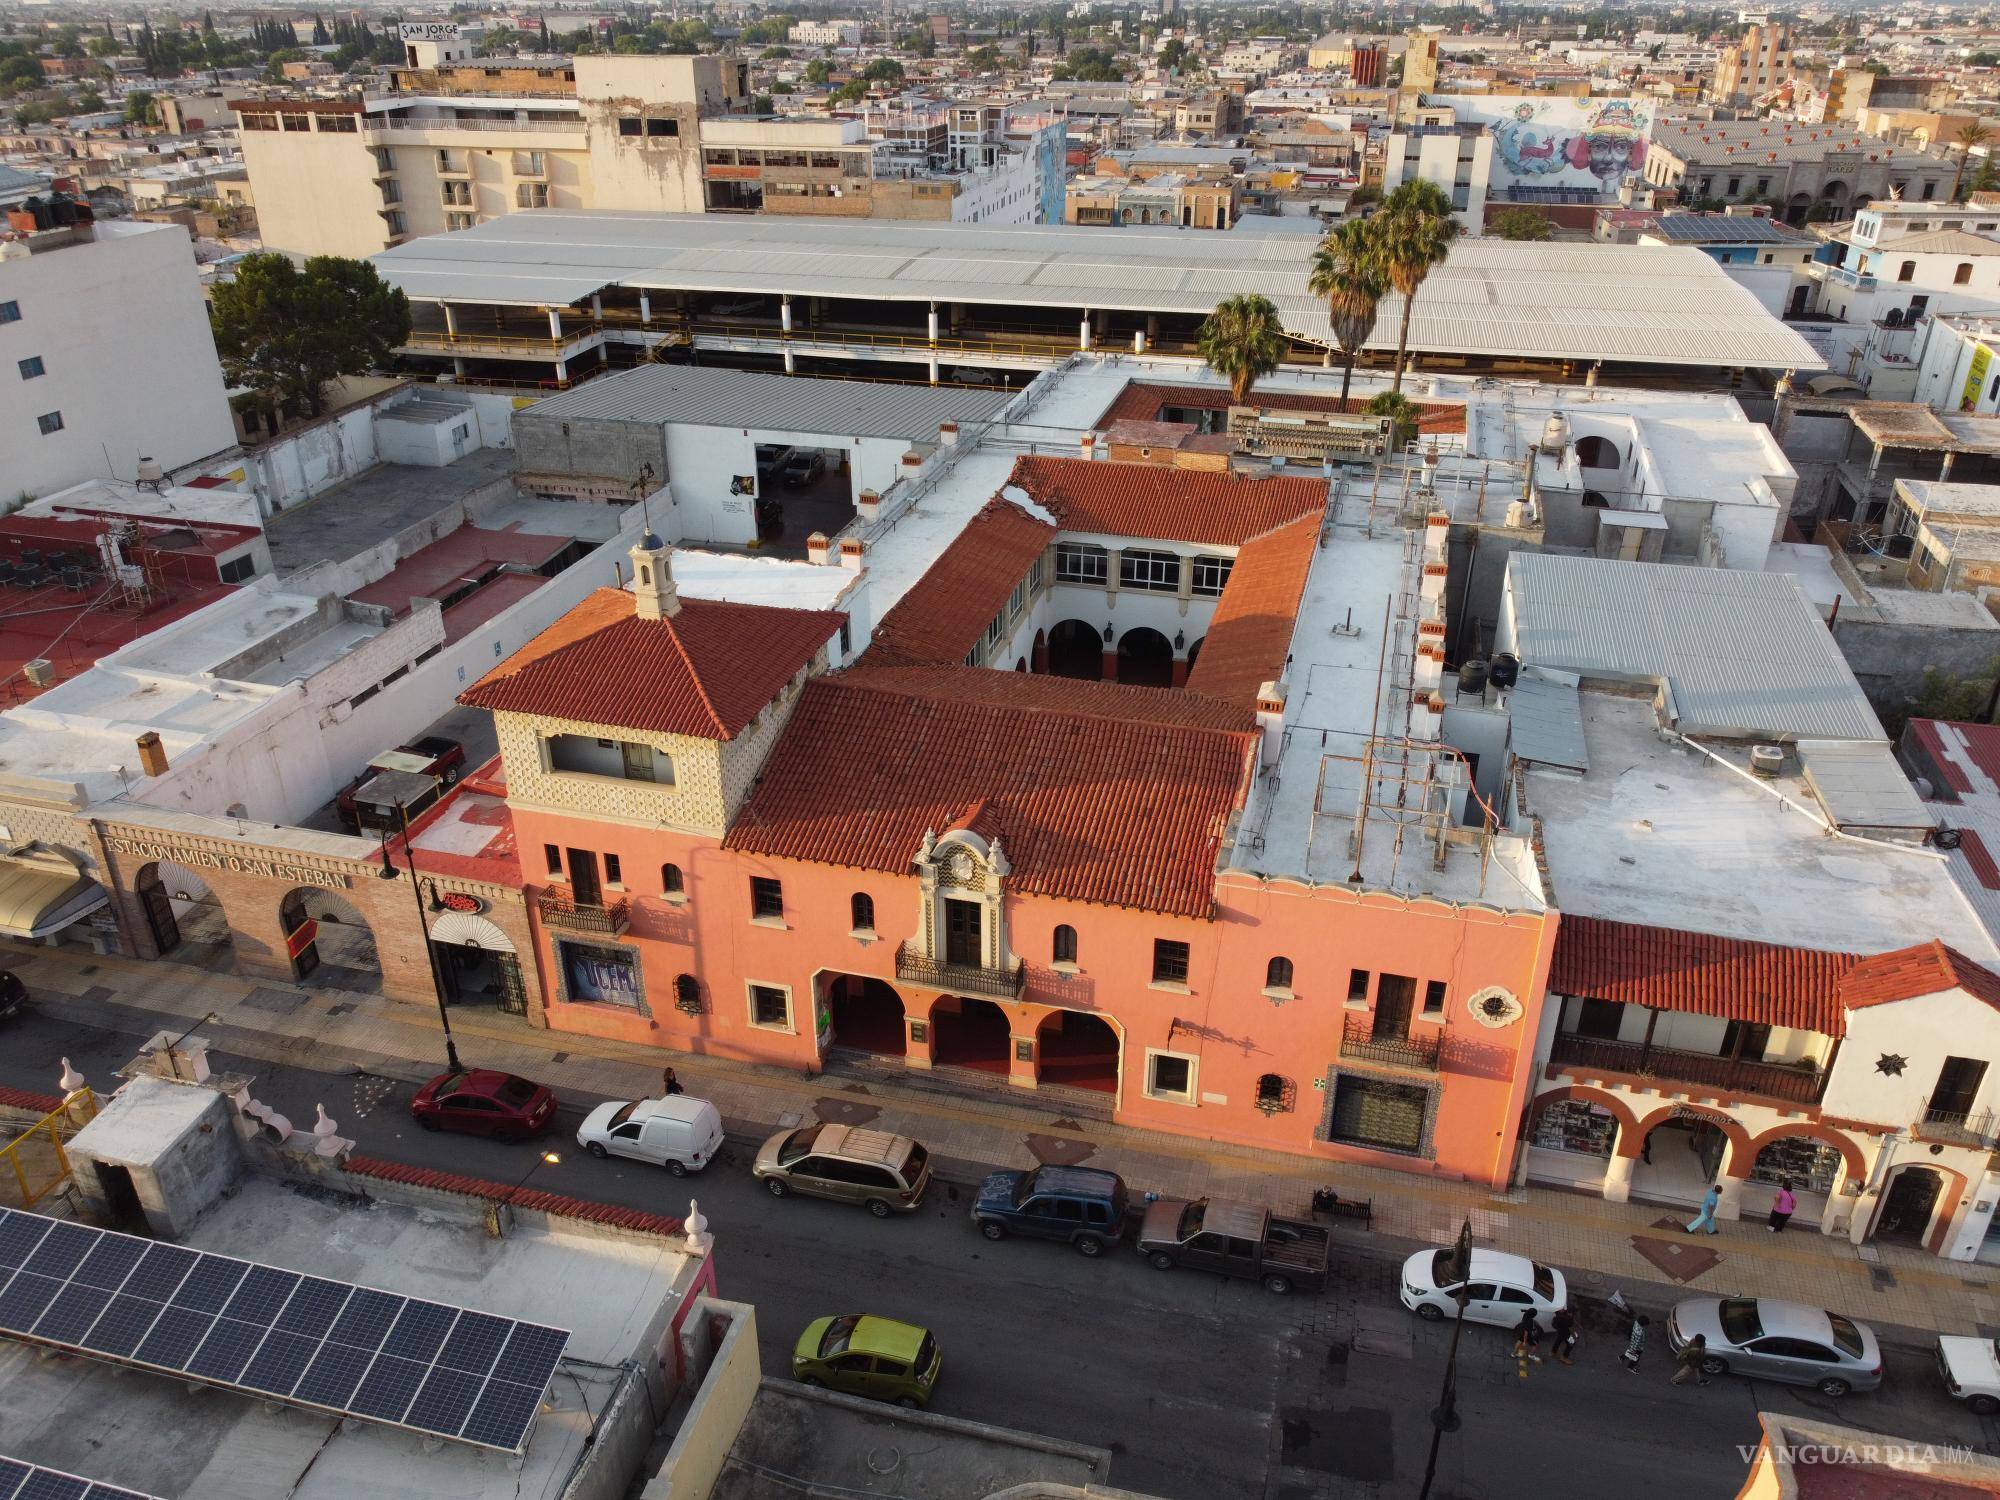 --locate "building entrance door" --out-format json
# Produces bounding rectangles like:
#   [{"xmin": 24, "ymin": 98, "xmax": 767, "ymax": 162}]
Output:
[{"xmin": 944, "ymin": 899, "xmax": 982, "ymax": 967}]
